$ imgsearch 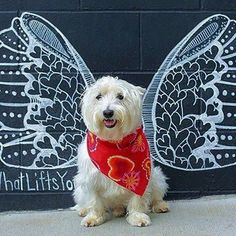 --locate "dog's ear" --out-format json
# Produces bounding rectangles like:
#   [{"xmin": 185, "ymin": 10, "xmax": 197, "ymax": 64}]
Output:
[{"xmin": 136, "ymin": 86, "xmax": 146, "ymax": 96}]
